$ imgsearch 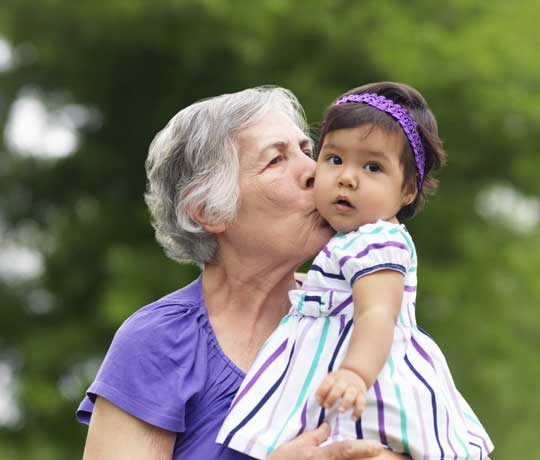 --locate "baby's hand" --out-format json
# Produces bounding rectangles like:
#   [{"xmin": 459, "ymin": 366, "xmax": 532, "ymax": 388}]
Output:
[{"xmin": 316, "ymin": 368, "xmax": 367, "ymax": 419}]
